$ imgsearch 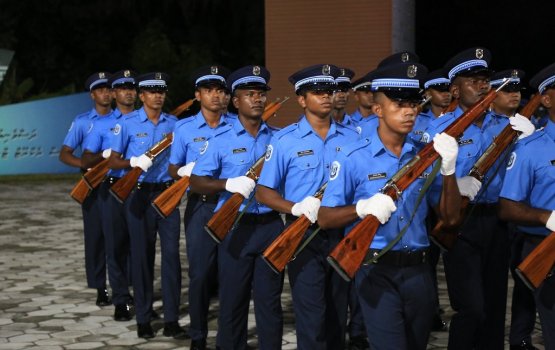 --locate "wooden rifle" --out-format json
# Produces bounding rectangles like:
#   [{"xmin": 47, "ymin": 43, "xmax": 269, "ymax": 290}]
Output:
[
  {"xmin": 429, "ymin": 93, "xmax": 542, "ymax": 251},
  {"xmin": 151, "ymin": 97, "xmax": 290, "ymax": 218},
  {"xmin": 326, "ymin": 80, "xmax": 510, "ymax": 282},
  {"xmin": 516, "ymin": 232, "xmax": 555, "ymax": 289},
  {"xmin": 109, "ymin": 133, "xmax": 174, "ymax": 203},
  {"xmin": 262, "ymin": 183, "xmax": 328, "ymax": 274},
  {"xmin": 70, "ymin": 176, "xmax": 91, "ymax": 204},
  {"xmin": 170, "ymin": 98, "xmax": 195, "ymax": 117}
]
